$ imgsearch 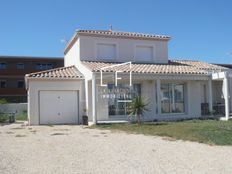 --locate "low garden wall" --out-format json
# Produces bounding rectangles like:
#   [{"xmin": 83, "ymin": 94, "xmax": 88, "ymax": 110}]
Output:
[{"xmin": 0, "ymin": 103, "xmax": 27, "ymax": 114}]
